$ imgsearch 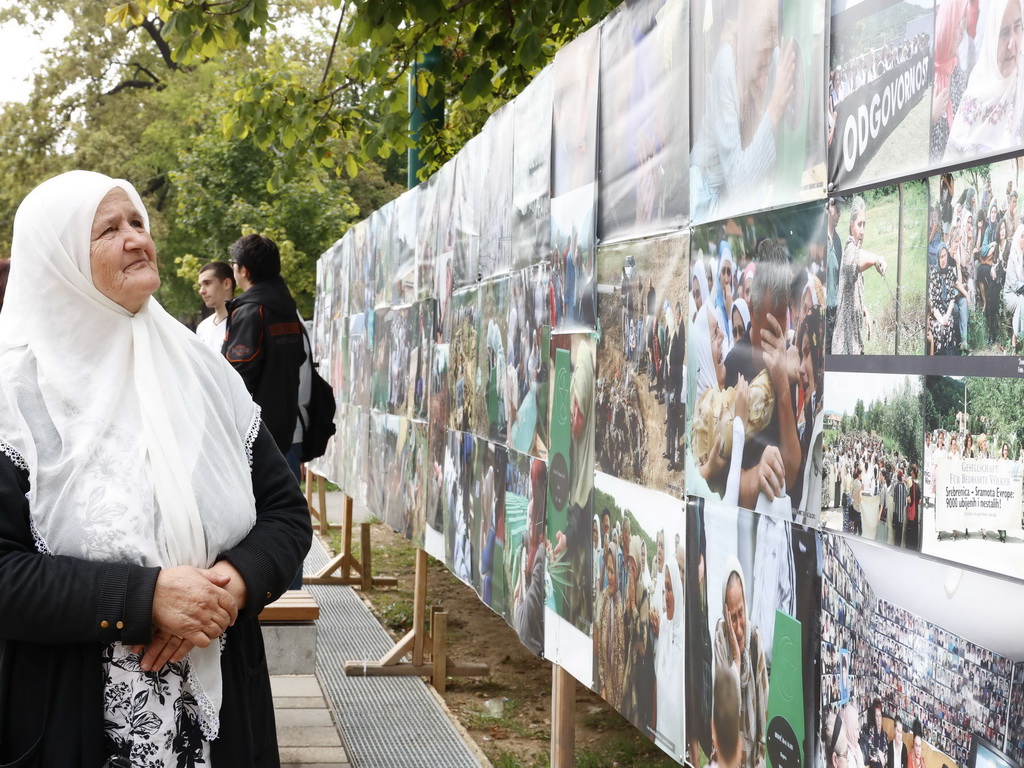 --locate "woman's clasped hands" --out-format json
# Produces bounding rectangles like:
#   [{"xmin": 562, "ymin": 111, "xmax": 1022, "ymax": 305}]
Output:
[{"xmin": 130, "ymin": 561, "xmax": 248, "ymax": 672}]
